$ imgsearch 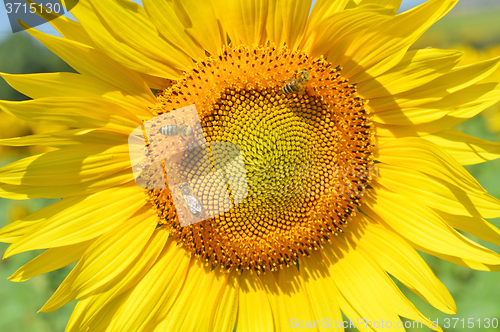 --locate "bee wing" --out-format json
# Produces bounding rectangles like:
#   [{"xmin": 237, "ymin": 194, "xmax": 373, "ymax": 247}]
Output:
[{"xmin": 183, "ymin": 194, "xmax": 202, "ymax": 213}]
